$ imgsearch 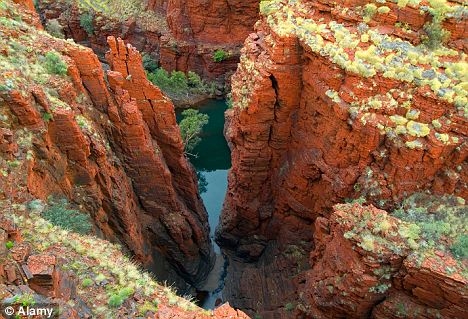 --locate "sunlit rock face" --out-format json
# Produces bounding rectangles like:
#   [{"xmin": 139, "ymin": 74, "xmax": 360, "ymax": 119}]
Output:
[{"xmin": 217, "ymin": 0, "xmax": 467, "ymax": 317}]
